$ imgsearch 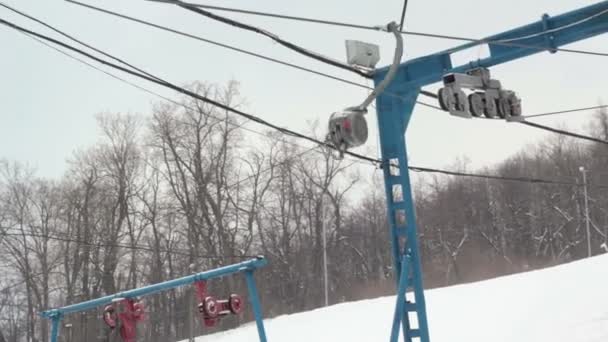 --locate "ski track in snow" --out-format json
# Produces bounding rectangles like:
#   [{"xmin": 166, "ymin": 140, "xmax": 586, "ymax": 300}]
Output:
[{"xmin": 194, "ymin": 254, "xmax": 608, "ymax": 342}]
